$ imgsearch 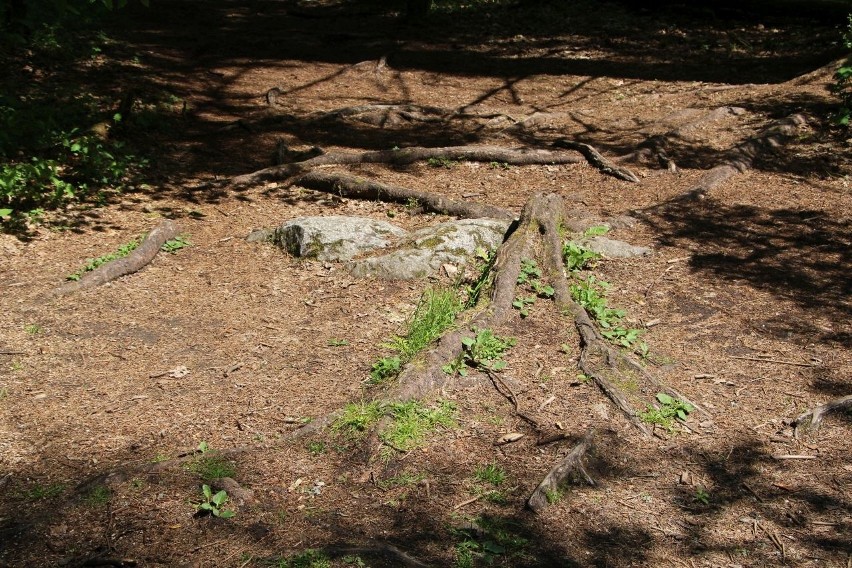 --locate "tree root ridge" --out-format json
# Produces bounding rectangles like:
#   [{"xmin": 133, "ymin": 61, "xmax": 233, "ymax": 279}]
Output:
[
  {"xmin": 527, "ymin": 429, "xmax": 596, "ymax": 513},
  {"xmin": 792, "ymin": 394, "xmax": 852, "ymax": 438},
  {"xmin": 292, "ymin": 171, "xmax": 515, "ymax": 220},
  {"xmin": 553, "ymin": 138, "xmax": 640, "ymax": 182},
  {"xmin": 685, "ymin": 113, "xmax": 807, "ymax": 199},
  {"xmin": 231, "ymin": 139, "xmax": 642, "ymax": 190},
  {"xmin": 51, "ymin": 219, "xmax": 180, "ymax": 298}
]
